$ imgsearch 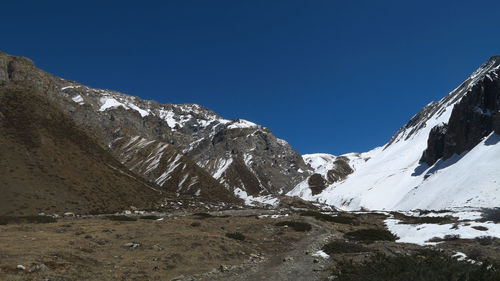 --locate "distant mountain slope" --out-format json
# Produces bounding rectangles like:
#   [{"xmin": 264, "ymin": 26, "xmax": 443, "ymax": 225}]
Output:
[
  {"xmin": 0, "ymin": 86, "xmax": 162, "ymax": 216},
  {"xmin": 290, "ymin": 56, "xmax": 500, "ymax": 210},
  {"xmin": 57, "ymin": 84, "xmax": 310, "ymax": 197}
]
